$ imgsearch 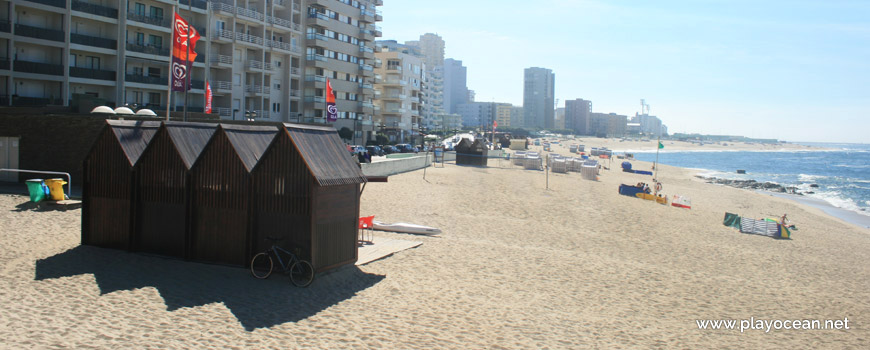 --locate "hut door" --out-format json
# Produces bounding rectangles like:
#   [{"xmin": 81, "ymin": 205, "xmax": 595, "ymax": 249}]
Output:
[{"xmin": 0, "ymin": 137, "xmax": 20, "ymax": 182}]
